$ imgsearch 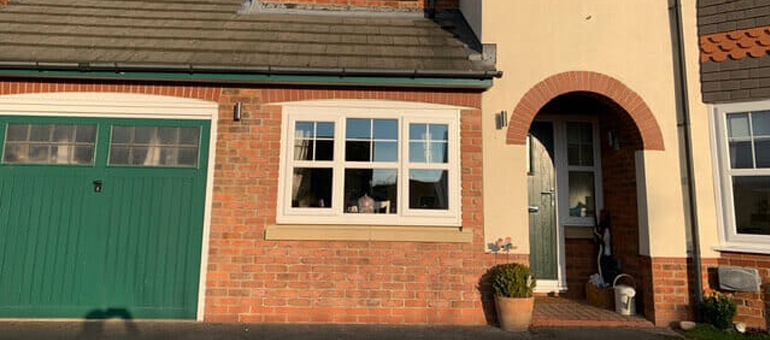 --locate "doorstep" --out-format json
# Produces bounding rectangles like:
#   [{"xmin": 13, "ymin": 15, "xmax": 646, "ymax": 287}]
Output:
[{"xmin": 532, "ymin": 296, "xmax": 654, "ymax": 327}]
